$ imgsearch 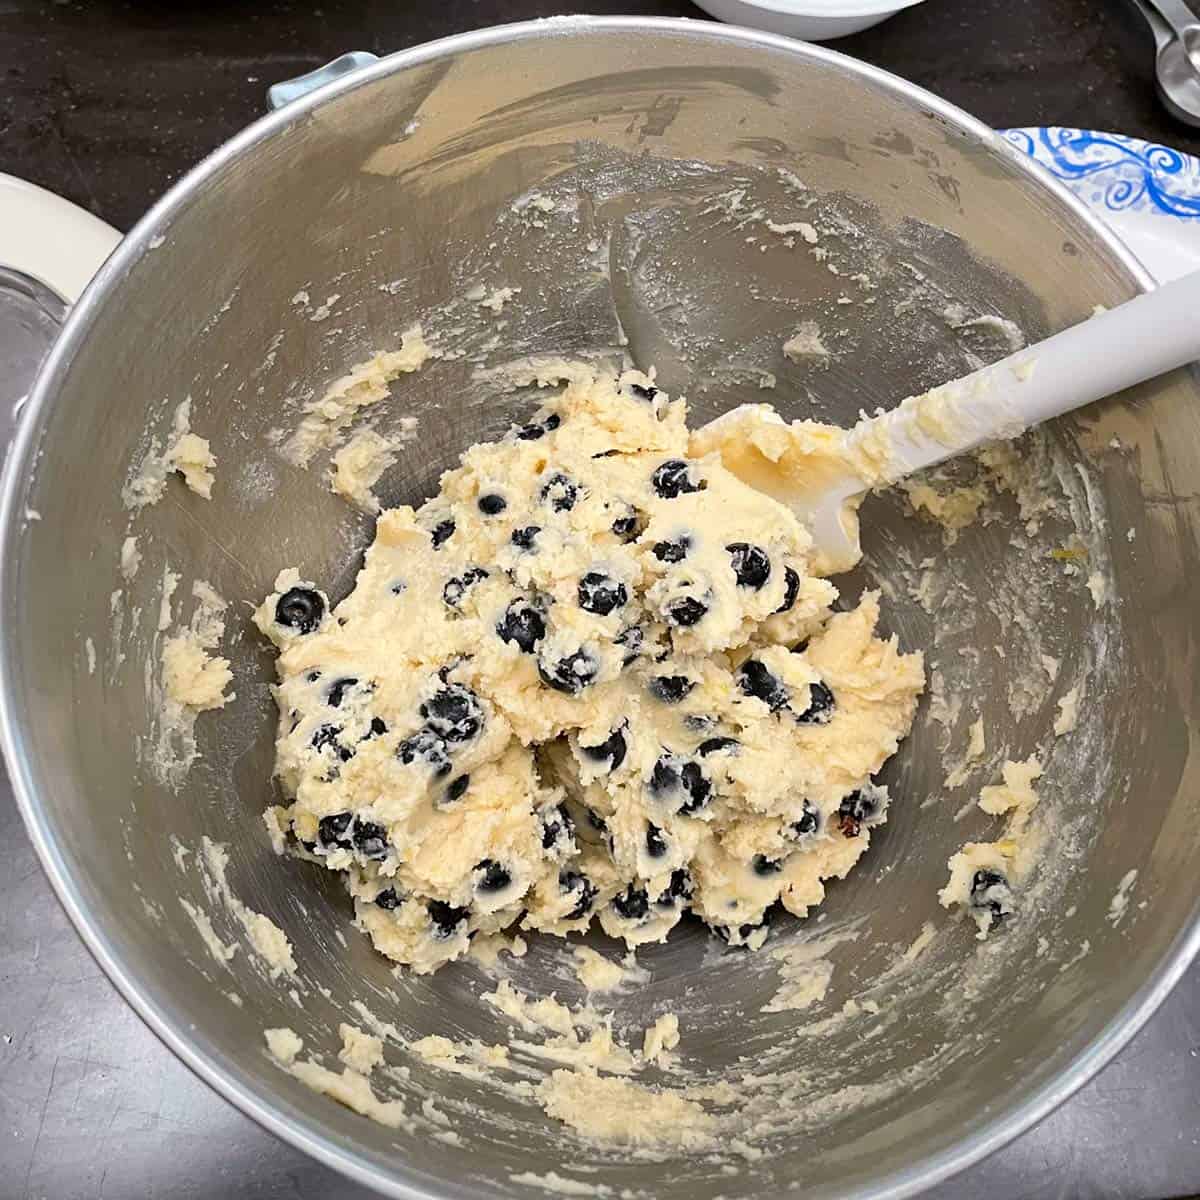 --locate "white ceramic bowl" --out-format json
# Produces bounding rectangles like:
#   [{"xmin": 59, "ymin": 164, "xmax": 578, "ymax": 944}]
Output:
[{"xmin": 692, "ymin": 0, "xmax": 925, "ymax": 40}]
